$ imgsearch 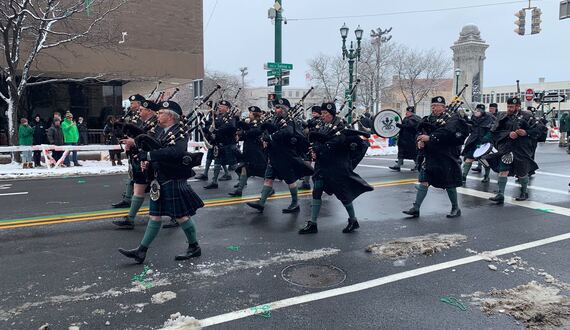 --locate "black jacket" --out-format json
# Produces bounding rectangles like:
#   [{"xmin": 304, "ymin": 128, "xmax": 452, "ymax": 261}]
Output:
[
  {"xmin": 396, "ymin": 114, "xmax": 420, "ymax": 160},
  {"xmin": 33, "ymin": 120, "xmax": 48, "ymax": 145},
  {"xmin": 462, "ymin": 112, "xmax": 495, "ymax": 158},
  {"xmin": 77, "ymin": 122, "xmax": 89, "ymax": 145},
  {"xmin": 47, "ymin": 125, "xmax": 64, "ymax": 145},
  {"xmin": 236, "ymin": 121, "xmax": 267, "ymax": 177}
]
